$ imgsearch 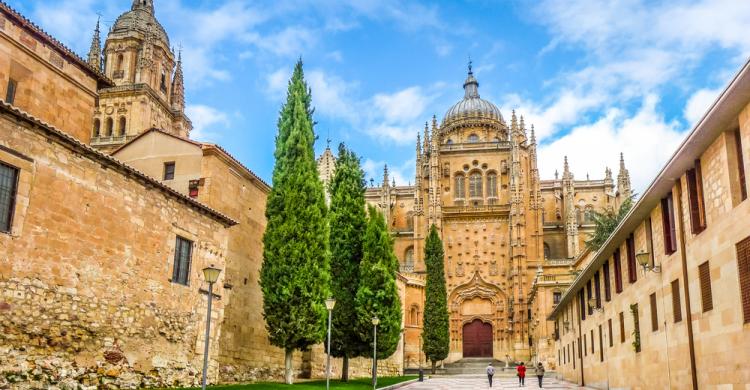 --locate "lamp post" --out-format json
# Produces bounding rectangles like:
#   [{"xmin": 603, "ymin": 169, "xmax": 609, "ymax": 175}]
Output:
[
  {"xmin": 201, "ymin": 265, "xmax": 222, "ymax": 390},
  {"xmin": 371, "ymin": 316, "xmax": 380, "ymax": 390},
  {"xmin": 325, "ymin": 298, "xmax": 336, "ymax": 390}
]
